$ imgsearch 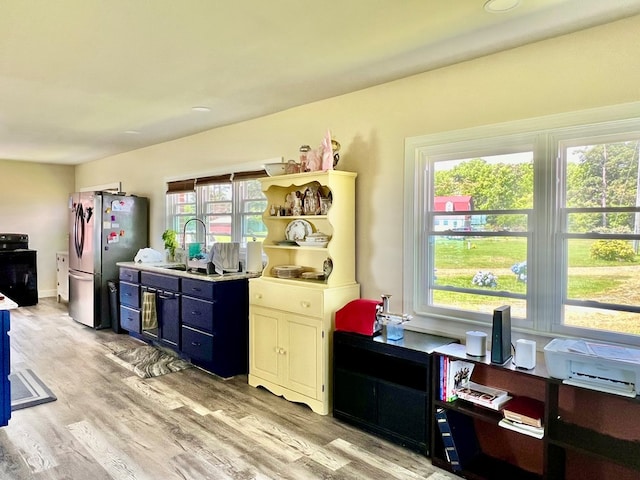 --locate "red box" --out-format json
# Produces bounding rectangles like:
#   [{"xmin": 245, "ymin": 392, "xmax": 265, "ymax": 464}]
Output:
[{"xmin": 335, "ymin": 299, "xmax": 381, "ymax": 336}]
